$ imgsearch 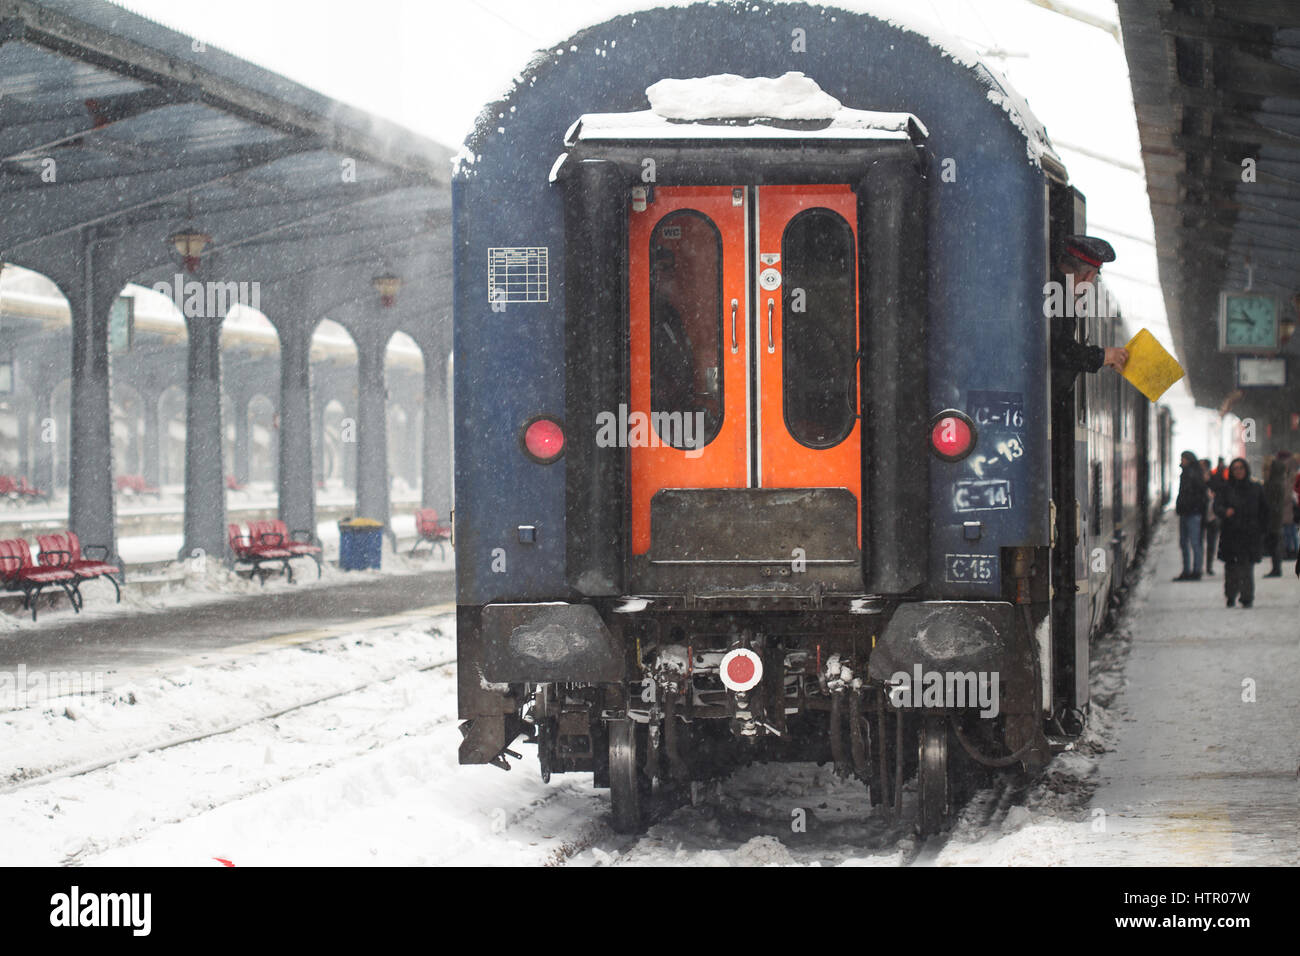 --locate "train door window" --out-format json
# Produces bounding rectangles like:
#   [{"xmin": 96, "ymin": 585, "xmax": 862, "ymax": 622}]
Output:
[
  {"xmin": 755, "ymin": 185, "xmax": 862, "ymax": 519},
  {"xmin": 780, "ymin": 208, "xmax": 858, "ymax": 448},
  {"xmin": 627, "ymin": 186, "xmax": 748, "ymax": 556},
  {"xmin": 649, "ymin": 211, "xmax": 724, "ymax": 447}
]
